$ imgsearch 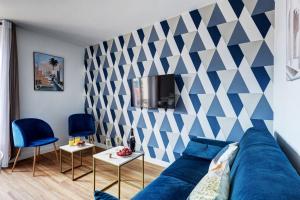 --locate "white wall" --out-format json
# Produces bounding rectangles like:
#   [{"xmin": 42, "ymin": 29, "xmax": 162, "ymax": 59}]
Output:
[
  {"xmin": 274, "ymin": 0, "xmax": 300, "ymax": 172},
  {"xmin": 16, "ymin": 27, "xmax": 84, "ymax": 160}
]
